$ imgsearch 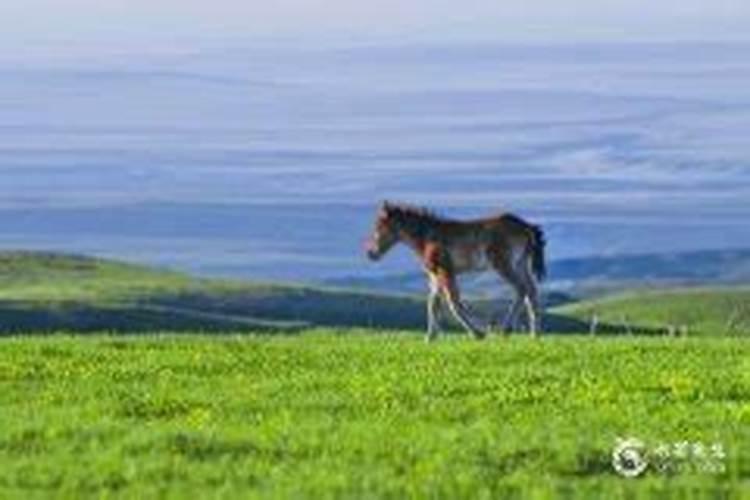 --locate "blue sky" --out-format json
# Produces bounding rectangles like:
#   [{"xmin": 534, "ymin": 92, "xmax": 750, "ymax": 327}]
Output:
[{"xmin": 2, "ymin": 0, "xmax": 749, "ymax": 49}]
